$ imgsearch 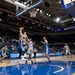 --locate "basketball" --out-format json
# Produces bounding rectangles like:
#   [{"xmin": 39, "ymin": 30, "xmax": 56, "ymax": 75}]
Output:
[
  {"xmin": 21, "ymin": 27, "xmax": 24, "ymax": 30},
  {"xmin": 34, "ymin": 8, "xmax": 37, "ymax": 11}
]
